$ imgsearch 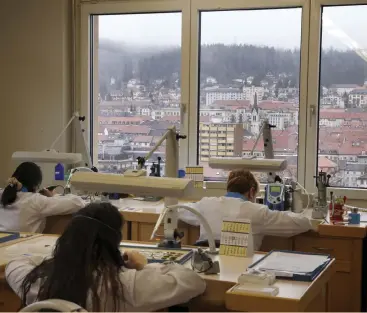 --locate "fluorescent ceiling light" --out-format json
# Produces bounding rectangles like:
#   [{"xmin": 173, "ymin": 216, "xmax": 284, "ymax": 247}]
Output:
[
  {"xmin": 12, "ymin": 150, "xmax": 82, "ymax": 164},
  {"xmin": 209, "ymin": 158, "xmax": 287, "ymax": 172},
  {"xmin": 70, "ymin": 171, "xmax": 194, "ymax": 198}
]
